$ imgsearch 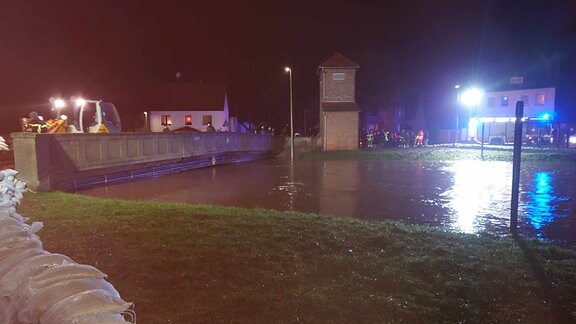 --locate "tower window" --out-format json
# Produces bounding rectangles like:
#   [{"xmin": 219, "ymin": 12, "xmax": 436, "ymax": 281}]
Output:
[{"xmin": 332, "ymin": 73, "xmax": 345, "ymax": 80}]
